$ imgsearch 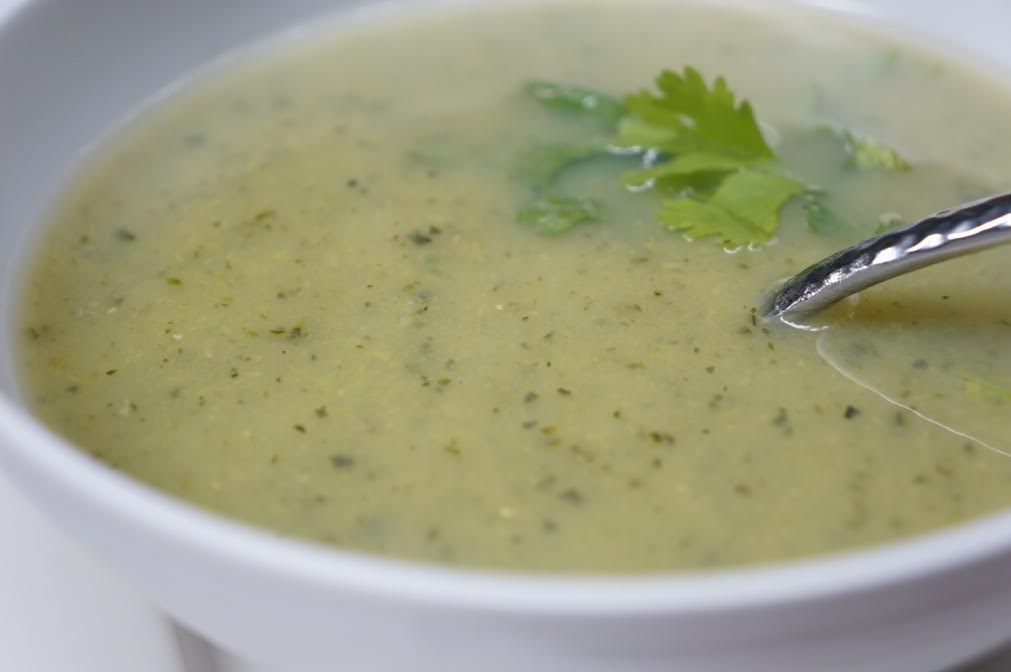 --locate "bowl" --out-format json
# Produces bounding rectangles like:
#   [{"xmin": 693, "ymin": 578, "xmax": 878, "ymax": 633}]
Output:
[{"xmin": 2, "ymin": 1, "xmax": 1011, "ymax": 670}]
